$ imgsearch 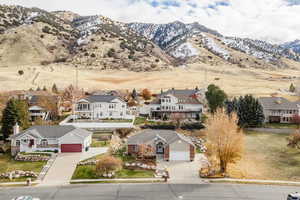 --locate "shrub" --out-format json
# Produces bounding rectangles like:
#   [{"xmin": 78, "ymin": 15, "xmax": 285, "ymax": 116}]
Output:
[
  {"xmin": 107, "ymin": 48, "xmax": 116, "ymax": 58},
  {"xmin": 18, "ymin": 70, "xmax": 24, "ymax": 76},
  {"xmin": 41, "ymin": 60, "xmax": 51, "ymax": 66},
  {"xmin": 141, "ymin": 89, "xmax": 152, "ymax": 100},
  {"xmin": 96, "ymin": 155, "xmax": 122, "ymax": 175},
  {"xmin": 90, "ymin": 53, "xmax": 96, "ymax": 58},
  {"xmin": 42, "ymin": 26, "xmax": 51, "ymax": 34},
  {"xmin": 116, "ymin": 128, "xmax": 134, "ymax": 138}
]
